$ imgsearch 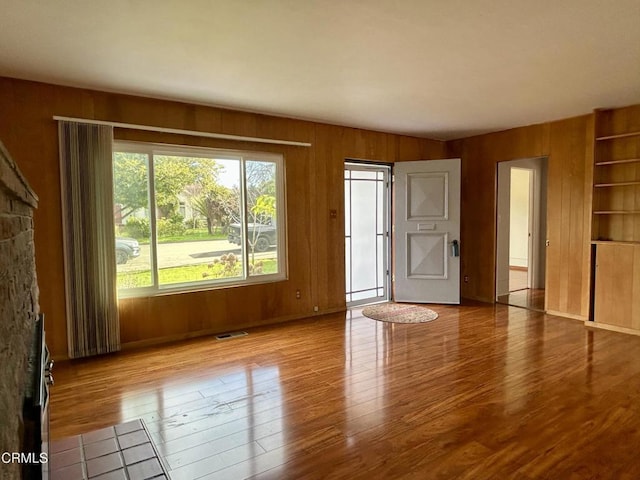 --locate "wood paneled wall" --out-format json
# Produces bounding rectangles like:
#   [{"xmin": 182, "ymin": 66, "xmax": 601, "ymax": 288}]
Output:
[
  {"xmin": 545, "ymin": 116, "xmax": 594, "ymax": 318},
  {"xmin": 447, "ymin": 115, "xmax": 594, "ymax": 319},
  {"xmin": 0, "ymin": 77, "xmax": 444, "ymax": 359},
  {"xmin": 1, "ymin": 75, "xmax": 630, "ymax": 357},
  {"xmin": 447, "ymin": 124, "xmax": 547, "ymax": 303}
]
